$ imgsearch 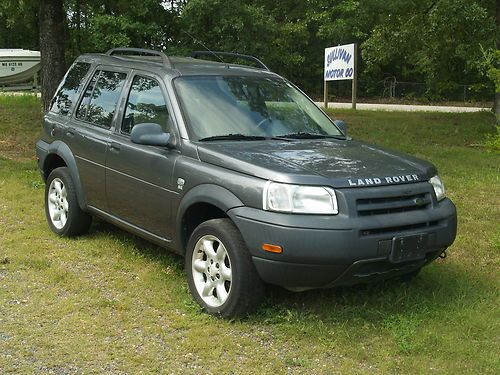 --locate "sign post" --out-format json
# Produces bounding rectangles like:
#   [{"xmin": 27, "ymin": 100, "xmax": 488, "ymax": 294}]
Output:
[
  {"xmin": 324, "ymin": 43, "xmax": 357, "ymax": 109},
  {"xmin": 352, "ymin": 43, "xmax": 357, "ymax": 110},
  {"xmin": 324, "ymin": 78, "xmax": 328, "ymax": 109}
]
